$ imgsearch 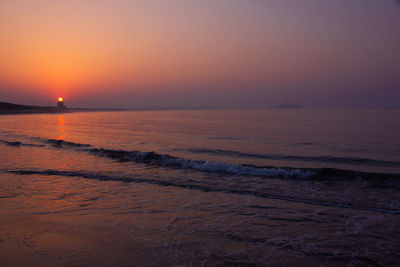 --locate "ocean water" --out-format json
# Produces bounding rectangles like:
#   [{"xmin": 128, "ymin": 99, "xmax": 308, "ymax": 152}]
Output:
[{"xmin": 0, "ymin": 109, "xmax": 399, "ymax": 266}]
